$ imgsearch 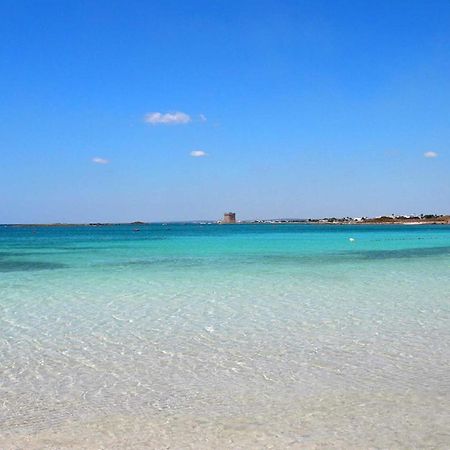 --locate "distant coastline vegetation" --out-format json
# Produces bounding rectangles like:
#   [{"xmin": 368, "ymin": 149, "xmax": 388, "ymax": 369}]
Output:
[{"xmin": 4, "ymin": 214, "xmax": 450, "ymax": 227}]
